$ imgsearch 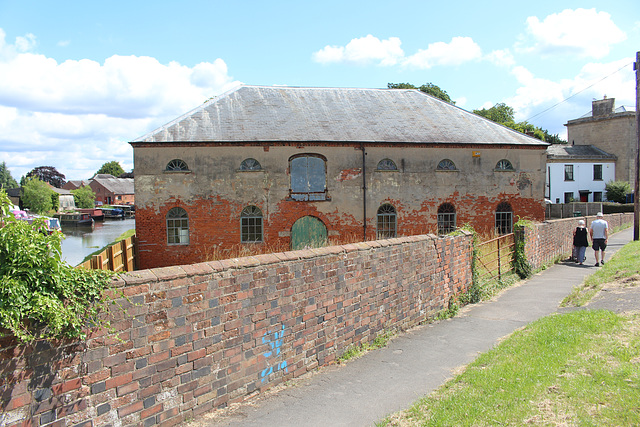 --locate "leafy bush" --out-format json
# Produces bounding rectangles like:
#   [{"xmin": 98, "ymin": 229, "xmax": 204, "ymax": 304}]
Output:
[
  {"xmin": 71, "ymin": 185, "xmax": 96, "ymax": 209},
  {"xmin": 0, "ymin": 190, "xmax": 115, "ymax": 343},
  {"xmin": 21, "ymin": 177, "xmax": 55, "ymax": 214},
  {"xmin": 605, "ymin": 180, "xmax": 631, "ymax": 203}
]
